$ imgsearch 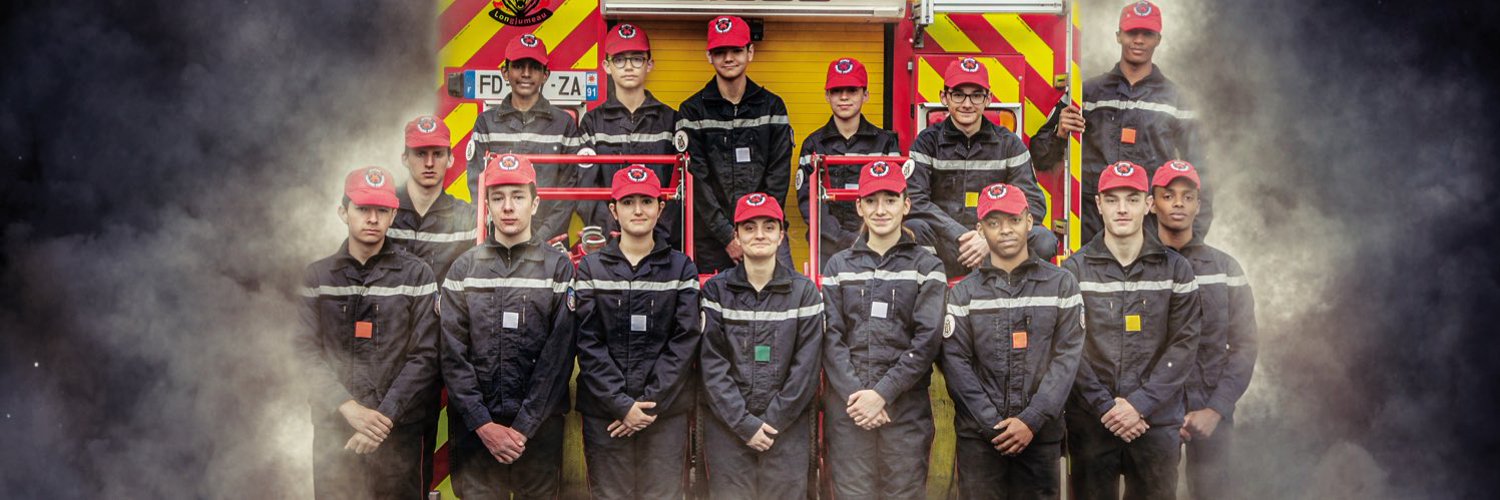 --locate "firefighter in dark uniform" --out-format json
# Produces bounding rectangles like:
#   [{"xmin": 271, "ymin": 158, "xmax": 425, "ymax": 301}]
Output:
[
  {"xmin": 677, "ymin": 15, "xmax": 796, "ymax": 274},
  {"xmin": 295, "ymin": 166, "xmax": 440, "ymax": 500},
  {"xmin": 575, "ymin": 166, "xmax": 702, "ymax": 499},
  {"xmin": 579, "ymin": 24, "xmax": 683, "ymax": 248},
  {"xmin": 440, "ymin": 155, "xmax": 576, "ymax": 499},
  {"xmin": 1030, "ymin": 1, "xmax": 1209, "ymax": 244},
  {"xmin": 796, "ymin": 57, "xmax": 936, "ymax": 265},
  {"xmin": 699, "ymin": 193, "xmax": 823, "ymax": 499},
  {"xmin": 465, "ymin": 34, "xmax": 584, "ymax": 246},
  {"xmin": 1062, "ymin": 161, "xmax": 1200, "ymax": 500},
  {"xmin": 941, "ymin": 182, "xmax": 1085, "ymax": 500},
  {"xmin": 389, "ymin": 114, "xmax": 476, "ymax": 493},
  {"xmin": 391, "ymin": 115, "xmax": 477, "ymax": 280},
  {"xmin": 1148, "ymin": 160, "xmax": 1257, "ymax": 499},
  {"xmin": 821, "ymin": 161, "xmax": 947, "ymax": 499},
  {"xmin": 908, "ymin": 57, "xmax": 1058, "ymax": 279}
]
